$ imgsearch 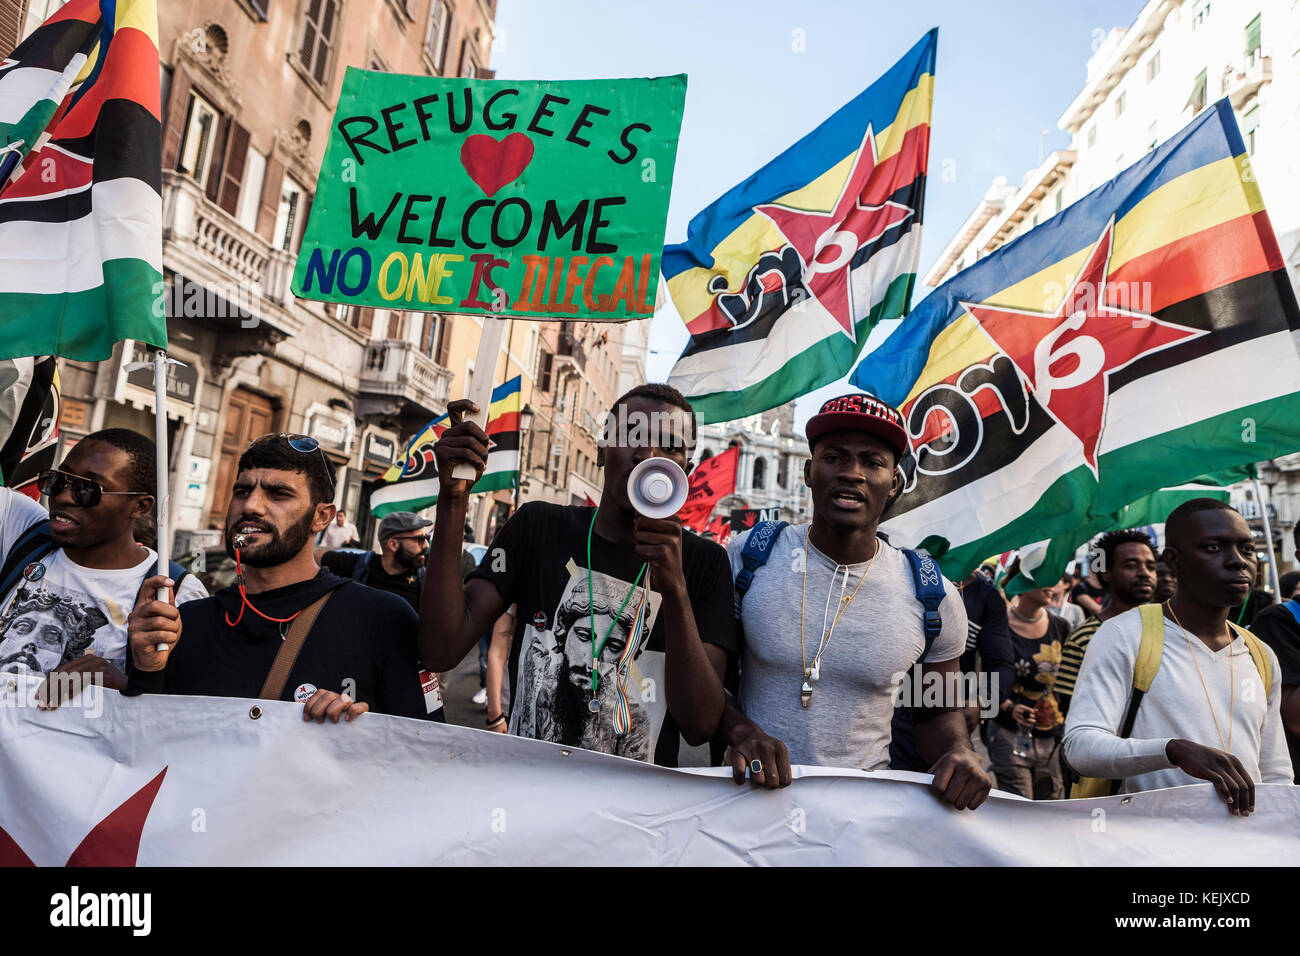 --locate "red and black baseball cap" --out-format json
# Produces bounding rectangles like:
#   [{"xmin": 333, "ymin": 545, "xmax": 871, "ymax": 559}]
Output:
[{"xmin": 805, "ymin": 393, "xmax": 909, "ymax": 460}]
